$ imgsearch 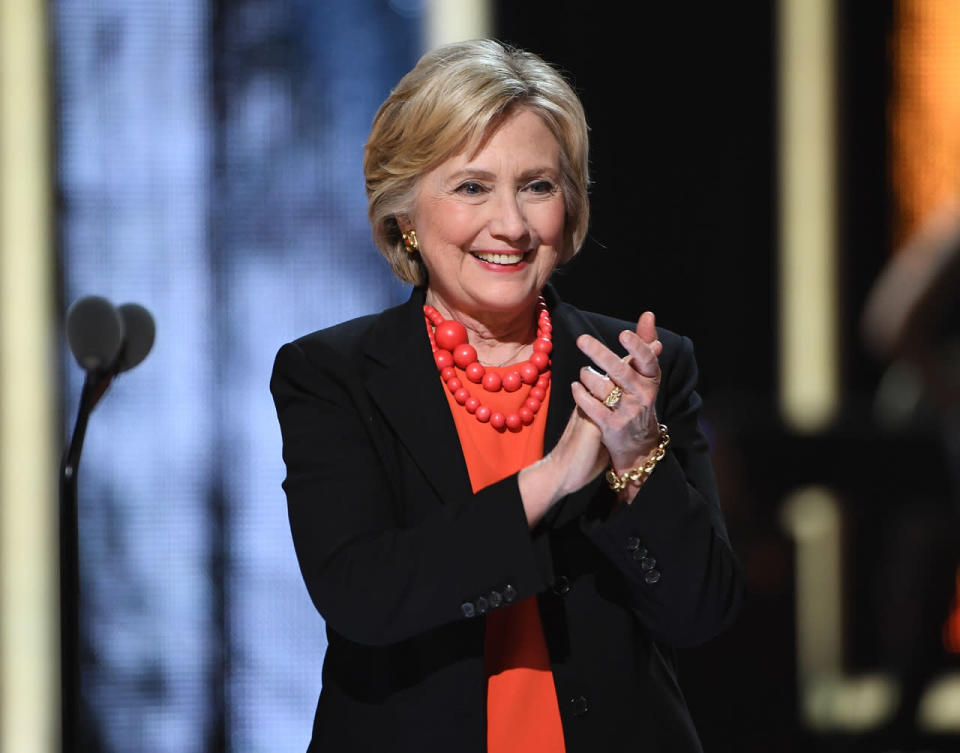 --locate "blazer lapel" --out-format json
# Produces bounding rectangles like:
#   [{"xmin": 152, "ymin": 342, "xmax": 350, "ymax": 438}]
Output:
[
  {"xmin": 360, "ymin": 286, "xmax": 616, "ymax": 521},
  {"xmin": 363, "ymin": 290, "xmax": 474, "ymax": 506}
]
